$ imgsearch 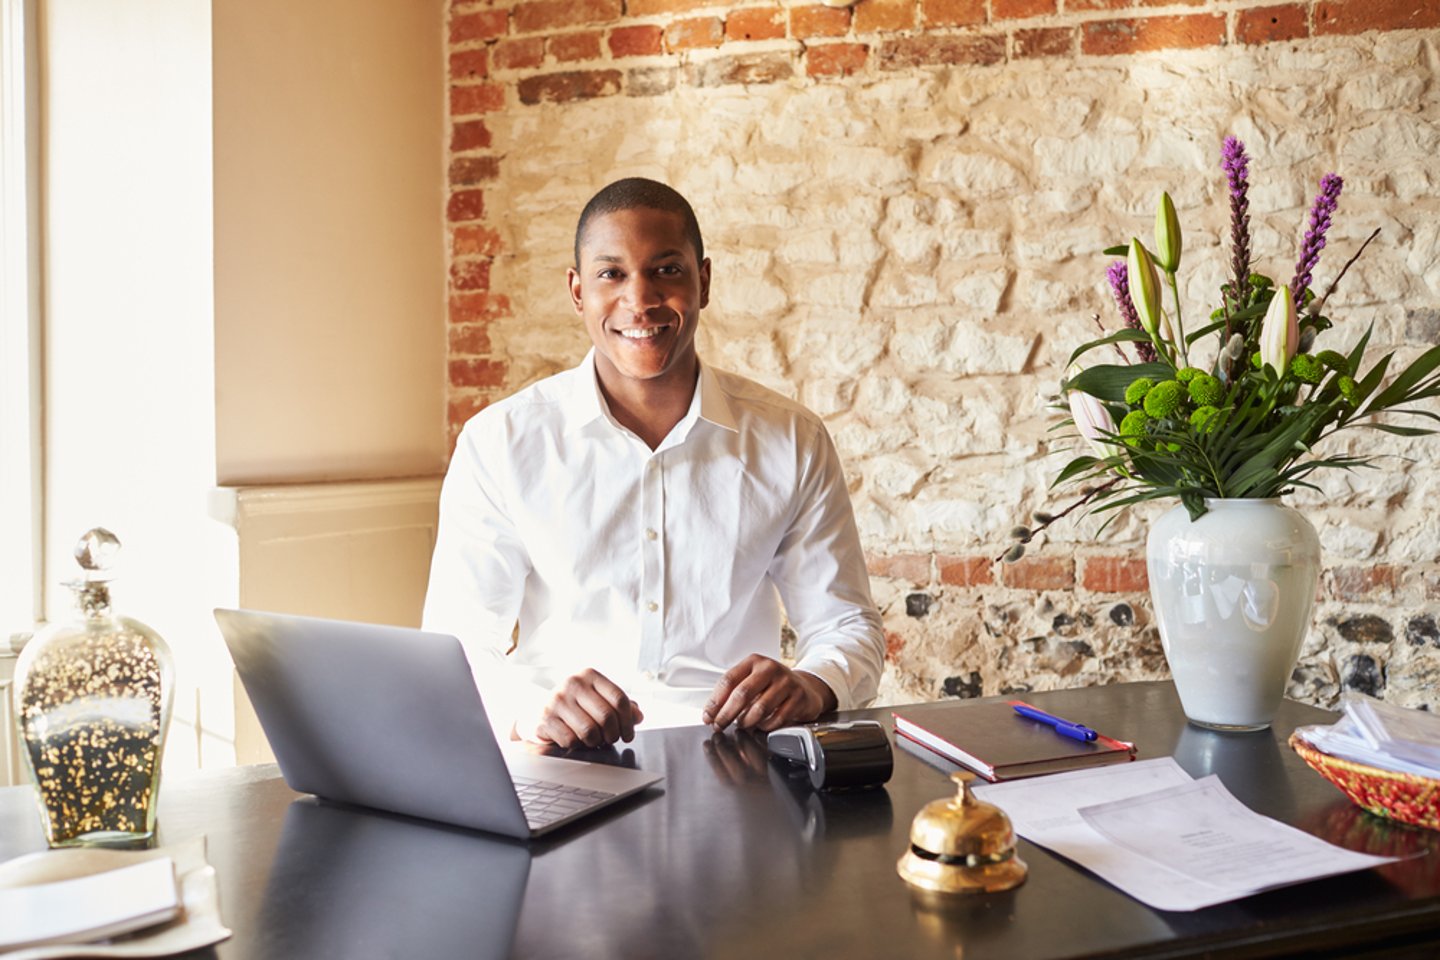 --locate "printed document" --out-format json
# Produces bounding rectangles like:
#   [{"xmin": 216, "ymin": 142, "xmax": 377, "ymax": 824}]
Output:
[{"xmin": 974, "ymin": 758, "xmax": 1400, "ymax": 911}]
